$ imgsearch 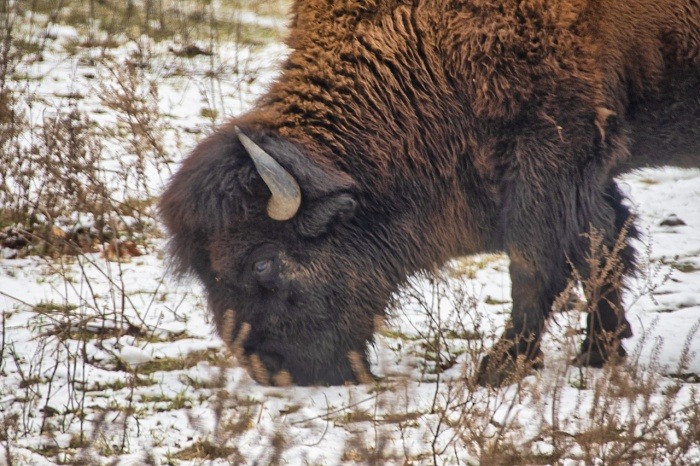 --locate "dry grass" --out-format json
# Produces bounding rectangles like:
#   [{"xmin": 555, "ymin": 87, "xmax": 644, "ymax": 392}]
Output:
[
  {"xmin": 0, "ymin": 0, "xmax": 286, "ymax": 257},
  {"xmin": 0, "ymin": 1, "xmax": 698, "ymax": 465}
]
